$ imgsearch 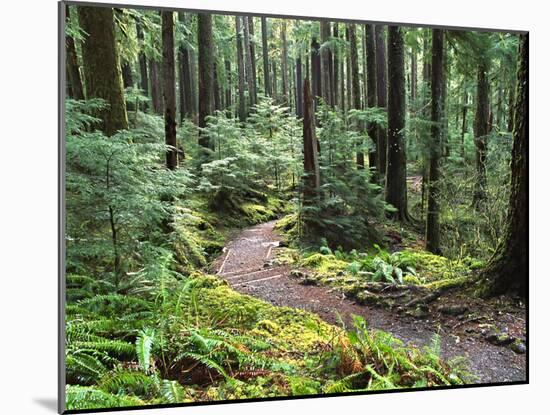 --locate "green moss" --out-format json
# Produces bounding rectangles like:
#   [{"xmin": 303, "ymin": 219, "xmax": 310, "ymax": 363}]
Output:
[
  {"xmin": 300, "ymin": 253, "xmax": 348, "ymax": 274},
  {"xmin": 423, "ymin": 276, "xmax": 470, "ymax": 291},
  {"xmin": 274, "ymin": 248, "xmax": 299, "ymax": 265}
]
